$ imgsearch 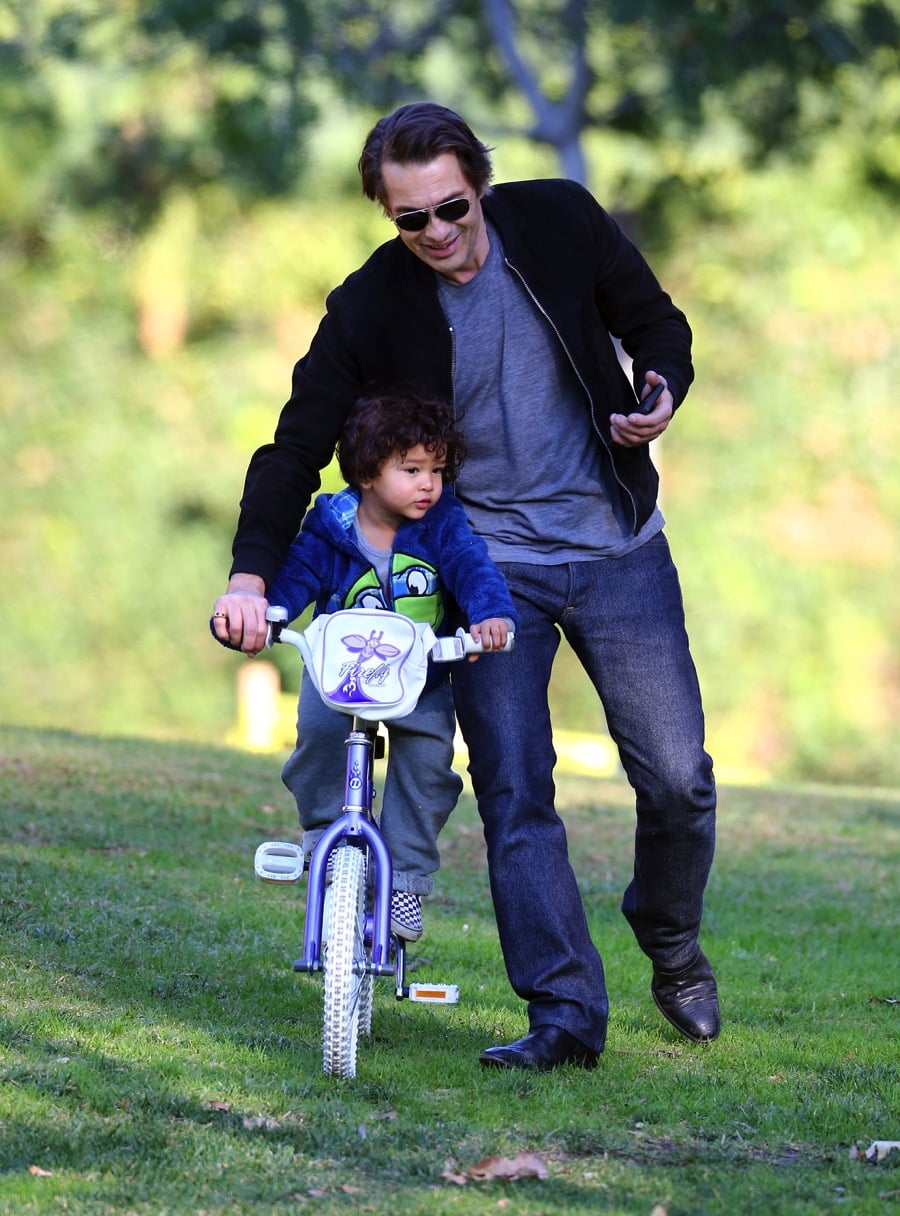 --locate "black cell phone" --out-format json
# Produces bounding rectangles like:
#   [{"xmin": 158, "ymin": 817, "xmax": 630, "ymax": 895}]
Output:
[{"xmin": 634, "ymin": 380, "xmax": 665, "ymax": 415}]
